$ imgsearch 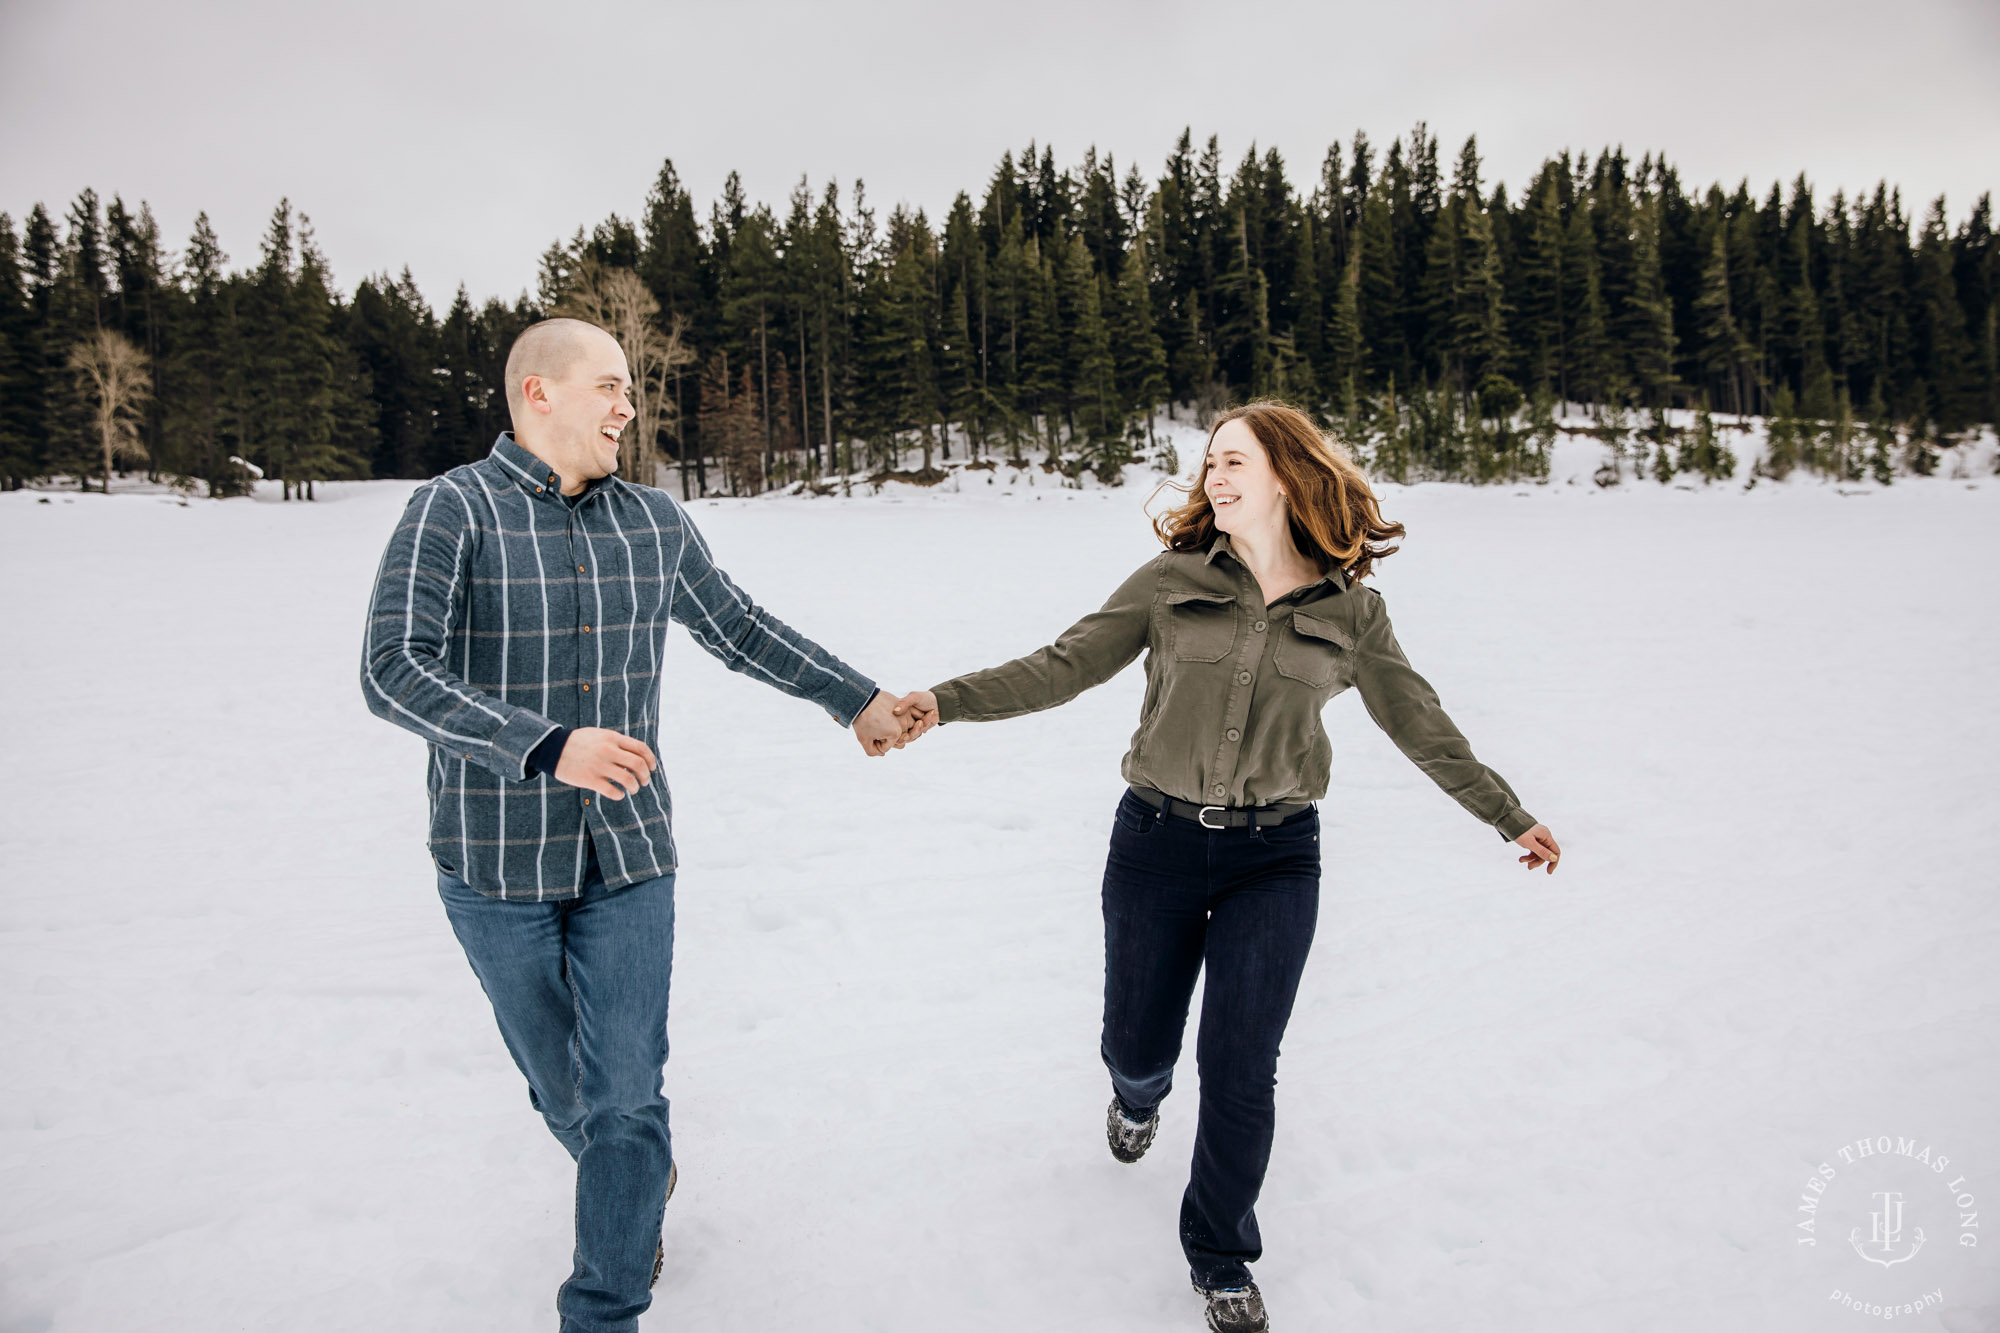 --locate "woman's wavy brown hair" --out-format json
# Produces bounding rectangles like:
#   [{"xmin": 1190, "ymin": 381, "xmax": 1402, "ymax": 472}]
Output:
[{"xmin": 1152, "ymin": 399, "xmax": 1406, "ymax": 580}]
